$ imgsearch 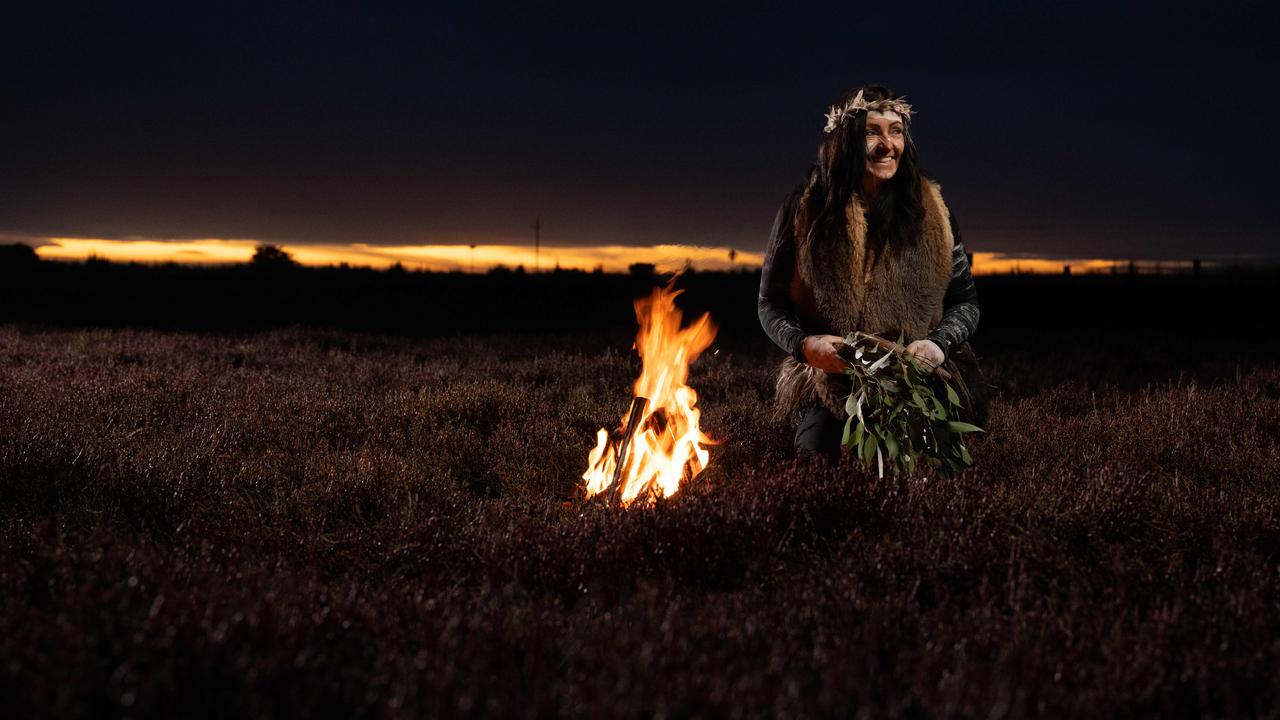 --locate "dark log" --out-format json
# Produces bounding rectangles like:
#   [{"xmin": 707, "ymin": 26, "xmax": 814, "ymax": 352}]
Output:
[{"xmin": 605, "ymin": 396, "xmax": 648, "ymax": 505}]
